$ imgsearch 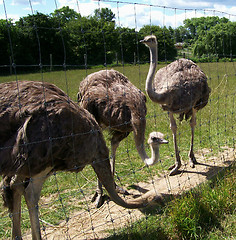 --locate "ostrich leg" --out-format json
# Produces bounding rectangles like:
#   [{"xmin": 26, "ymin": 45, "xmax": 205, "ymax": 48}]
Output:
[
  {"xmin": 110, "ymin": 131, "xmax": 129, "ymax": 195},
  {"xmin": 110, "ymin": 134, "xmax": 122, "ymax": 178},
  {"xmin": 92, "ymin": 131, "xmax": 129, "ymax": 208},
  {"xmin": 189, "ymin": 108, "xmax": 198, "ymax": 167},
  {"xmin": 168, "ymin": 112, "xmax": 181, "ymax": 176},
  {"xmin": 2, "ymin": 175, "xmax": 25, "ymax": 240},
  {"xmin": 91, "ymin": 180, "xmax": 104, "ymax": 208},
  {"xmin": 24, "ymin": 169, "xmax": 51, "ymax": 240},
  {"xmin": 10, "ymin": 177, "xmax": 24, "ymax": 240},
  {"xmin": 24, "ymin": 182, "xmax": 43, "ymax": 240}
]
